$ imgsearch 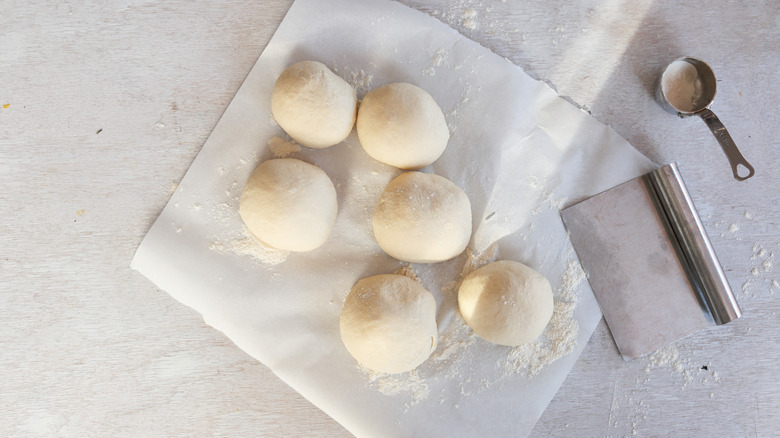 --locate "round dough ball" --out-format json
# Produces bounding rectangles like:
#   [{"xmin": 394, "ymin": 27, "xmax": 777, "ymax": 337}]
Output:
[
  {"xmin": 356, "ymin": 83, "xmax": 449, "ymax": 169},
  {"xmin": 340, "ymin": 274, "xmax": 438, "ymax": 373},
  {"xmin": 271, "ymin": 60, "xmax": 357, "ymax": 149},
  {"xmin": 458, "ymin": 260, "xmax": 553, "ymax": 346},
  {"xmin": 239, "ymin": 158, "xmax": 337, "ymax": 252},
  {"xmin": 372, "ymin": 172, "xmax": 471, "ymax": 263}
]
